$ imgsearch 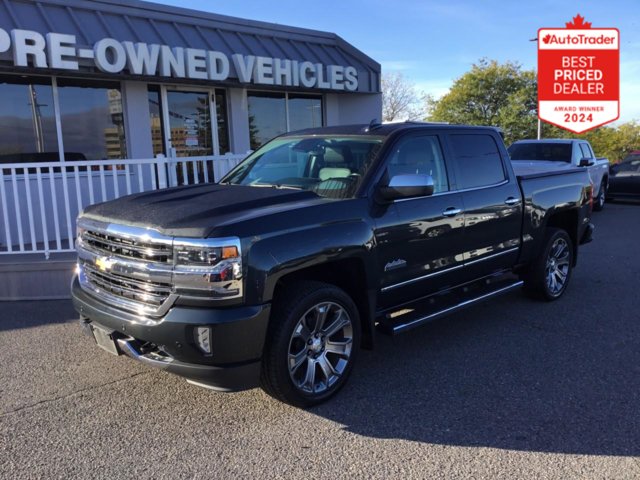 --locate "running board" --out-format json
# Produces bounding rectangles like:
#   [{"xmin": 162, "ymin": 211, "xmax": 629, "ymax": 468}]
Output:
[{"xmin": 377, "ymin": 278, "xmax": 524, "ymax": 335}]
